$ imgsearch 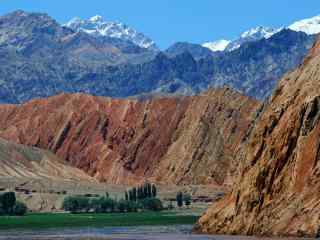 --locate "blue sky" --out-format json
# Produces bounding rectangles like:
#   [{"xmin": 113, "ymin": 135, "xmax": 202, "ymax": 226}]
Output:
[{"xmin": 0, "ymin": 0, "xmax": 320, "ymax": 49}]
